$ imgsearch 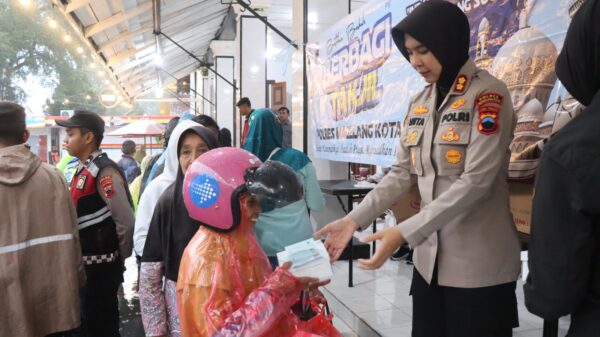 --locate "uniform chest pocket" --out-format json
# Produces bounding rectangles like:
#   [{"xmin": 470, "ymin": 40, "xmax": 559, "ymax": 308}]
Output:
[
  {"xmin": 433, "ymin": 123, "xmax": 471, "ymax": 176},
  {"xmin": 403, "ymin": 125, "xmax": 425, "ymax": 176}
]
